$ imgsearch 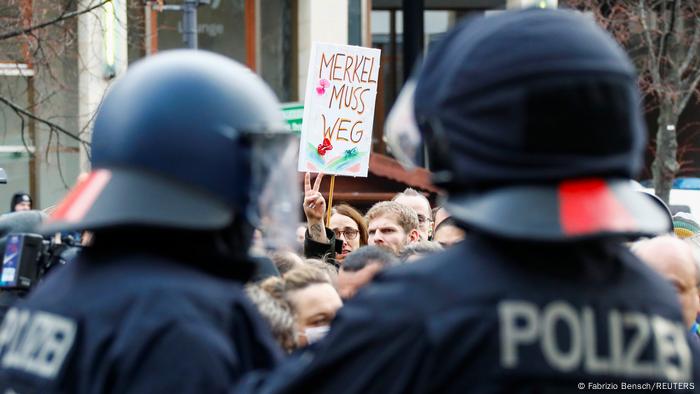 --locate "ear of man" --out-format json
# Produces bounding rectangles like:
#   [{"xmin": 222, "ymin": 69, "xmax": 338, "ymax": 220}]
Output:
[{"xmin": 408, "ymin": 229, "xmax": 420, "ymax": 244}]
